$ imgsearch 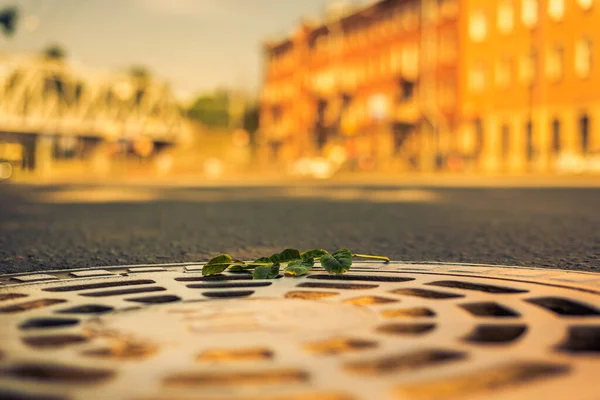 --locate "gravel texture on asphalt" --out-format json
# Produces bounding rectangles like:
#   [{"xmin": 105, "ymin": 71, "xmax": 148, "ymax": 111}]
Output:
[{"xmin": 1, "ymin": 183, "xmax": 598, "ymax": 274}]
